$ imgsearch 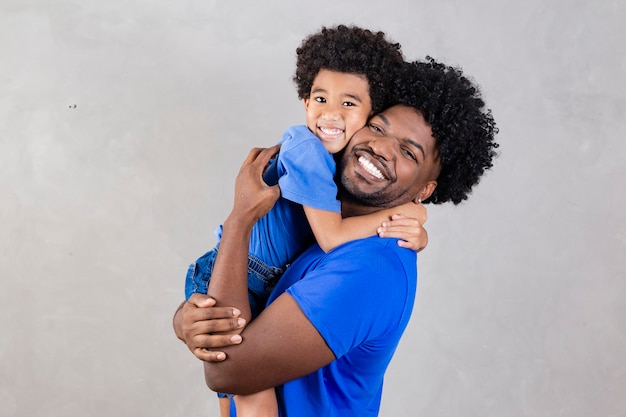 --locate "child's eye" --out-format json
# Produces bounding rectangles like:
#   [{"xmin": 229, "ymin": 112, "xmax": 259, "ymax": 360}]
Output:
[
  {"xmin": 315, "ymin": 97, "xmax": 326, "ymax": 103},
  {"xmin": 342, "ymin": 101, "xmax": 355, "ymax": 107}
]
